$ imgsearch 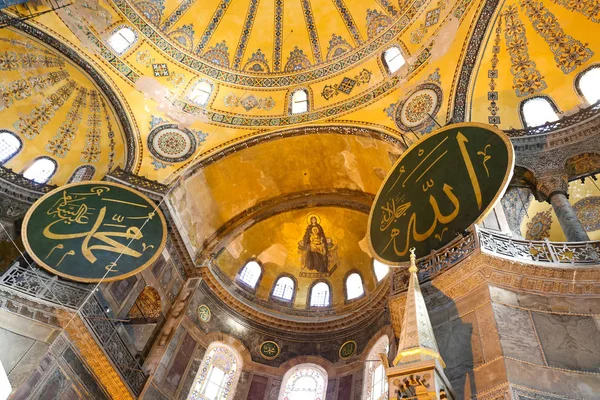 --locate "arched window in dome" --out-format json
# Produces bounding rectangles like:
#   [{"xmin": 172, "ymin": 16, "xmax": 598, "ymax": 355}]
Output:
[
  {"xmin": 187, "ymin": 343, "xmax": 242, "ymax": 400},
  {"xmin": 68, "ymin": 165, "xmax": 96, "ymax": 183},
  {"xmin": 383, "ymin": 46, "xmax": 405, "ymax": 74},
  {"xmin": 290, "ymin": 89, "xmax": 309, "ymax": 114},
  {"xmin": 309, "ymin": 281, "xmax": 331, "ymax": 307},
  {"xmin": 237, "ymin": 260, "xmax": 262, "ymax": 289},
  {"xmin": 22, "ymin": 157, "xmax": 57, "ymax": 184},
  {"xmin": 188, "ymin": 80, "xmax": 213, "ymax": 106},
  {"xmin": 107, "ymin": 26, "xmax": 137, "ymax": 55},
  {"xmin": 363, "ymin": 335, "xmax": 390, "ymax": 400},
  {"xmin": 373, "ymin": 260, "xmax": 390, "ymax": 283},
  {"xmin": 576, "ymin": 66, "xmax": 600, "ymax": 105},
  {"xmin": 520, "ymin": 97, "xmax": 560, "ymax": 128},
  {"xmin": 345, "ymin": 272, "xmax": 365, "ymax": 300},
  {"xmin": 278, "ymin": 364, "xmax": 327, "ymax": 400},
  {"xmin": 0, "ymin": 130, "xmax": 21, "ymax": 164},
  {"xmin": 272, "ymin": 275, "xmax": 295, "ymax": 302}
]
